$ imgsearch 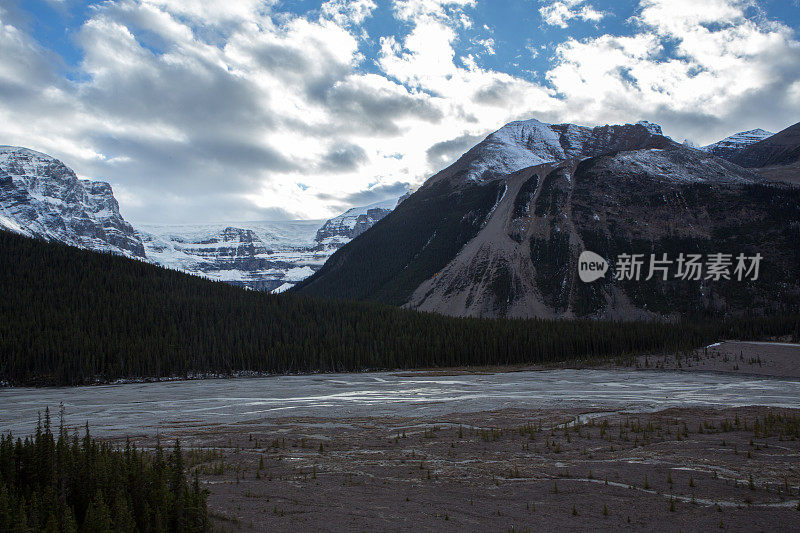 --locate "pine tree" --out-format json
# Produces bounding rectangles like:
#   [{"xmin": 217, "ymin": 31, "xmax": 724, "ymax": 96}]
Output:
[{"xmin": 82, "ymin": 492, "xmax": 112, "ymax": 532}]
